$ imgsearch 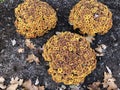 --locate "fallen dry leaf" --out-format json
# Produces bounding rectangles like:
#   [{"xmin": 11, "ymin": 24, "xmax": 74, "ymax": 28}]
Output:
[
  {"xmin": 10, "ymin": 77, "xmax": 23, "ymax": 85},
  {"xmin": 101, "ymin": 44, "xmax": 107, "ymax": 50},
  {"xmin": 25, "ymin": 39, "xmax": 36, "ymax": 49},
  {"xmin": 26, "ymin": 54, "xmax": 40, "ymax": 64},
  {"xmin": 85, "ymin": 35, "xmax": 95, "ymax": 43},
  {"xmin": 95, "ymin": 44, "xmax": 107, "ymax": 56},
  {"xmin": 87, "ymin": 81, "xmax": 101, "ymax": 90},
  {"xmin": 0, "ymin": 77, "xmax": 6, "ymax": 89},
  {"xmin": 107, "ymin": 79, "xmax": 118, "ymax": 90},
  {"xmin": 38, "ymin": 86, "xmax": 45, "ymax": 90},
  {"xmin": 7, "ymin": 77, "xmax": 23, "ymax": 90},
  {"xmin": 102, "ymin": 72, "xmax": 118, "ymax": 90},
  {"xmin": 96, "ymin": 53, "xmax": 105, "ymax": 56},
  {"xmin": 18, "ymin": 48, "xmax": 24, "ymax": 53},
  {"xmin": 95, "ymin": 46, "xmax": 103, "ymax": 53},
  {"xmin": 23, "ymin": 79, "xmax": 45, "ymax": 90},
  {"xmin": 7, "ymin": 84, "xmax": 18, "ymax": 90},
  {"xmin": 102, "ymin": 66, "xmax": 118, "ymax": 90},
  {"xmin": 23, "ymin": 80, "xmax": 34, "ymax": 90},
  {"xmin": 0, "ymin": 77, "xmax": 5, "ymax": 82}
]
